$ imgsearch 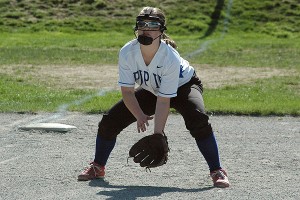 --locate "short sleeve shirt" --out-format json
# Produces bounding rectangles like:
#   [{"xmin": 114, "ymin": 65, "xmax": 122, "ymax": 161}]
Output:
[{"xmin": 118, "ymin": 39, "xmax": 195, "ymax": 98}]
